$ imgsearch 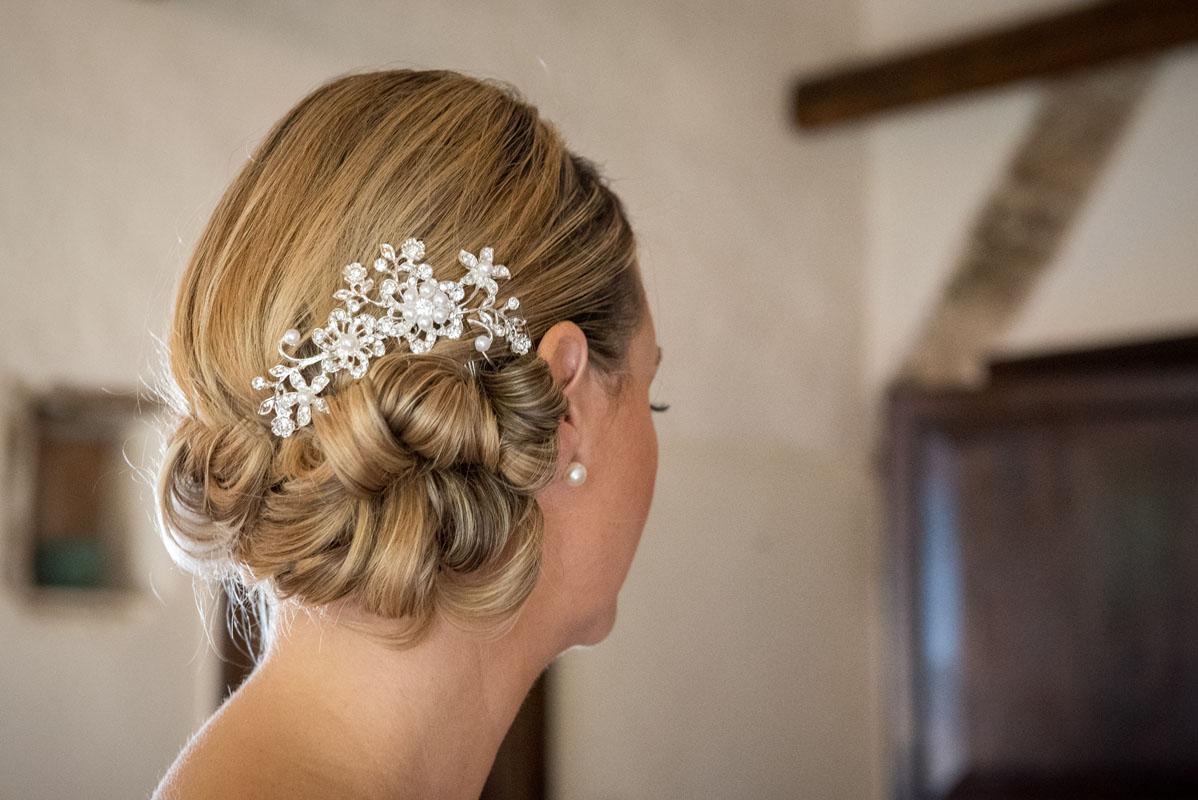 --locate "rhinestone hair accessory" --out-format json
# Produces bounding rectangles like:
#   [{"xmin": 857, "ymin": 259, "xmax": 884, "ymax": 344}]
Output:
[{"xmin": 252, "ymin": 238, "xmax": 531, "ymax": 438}]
